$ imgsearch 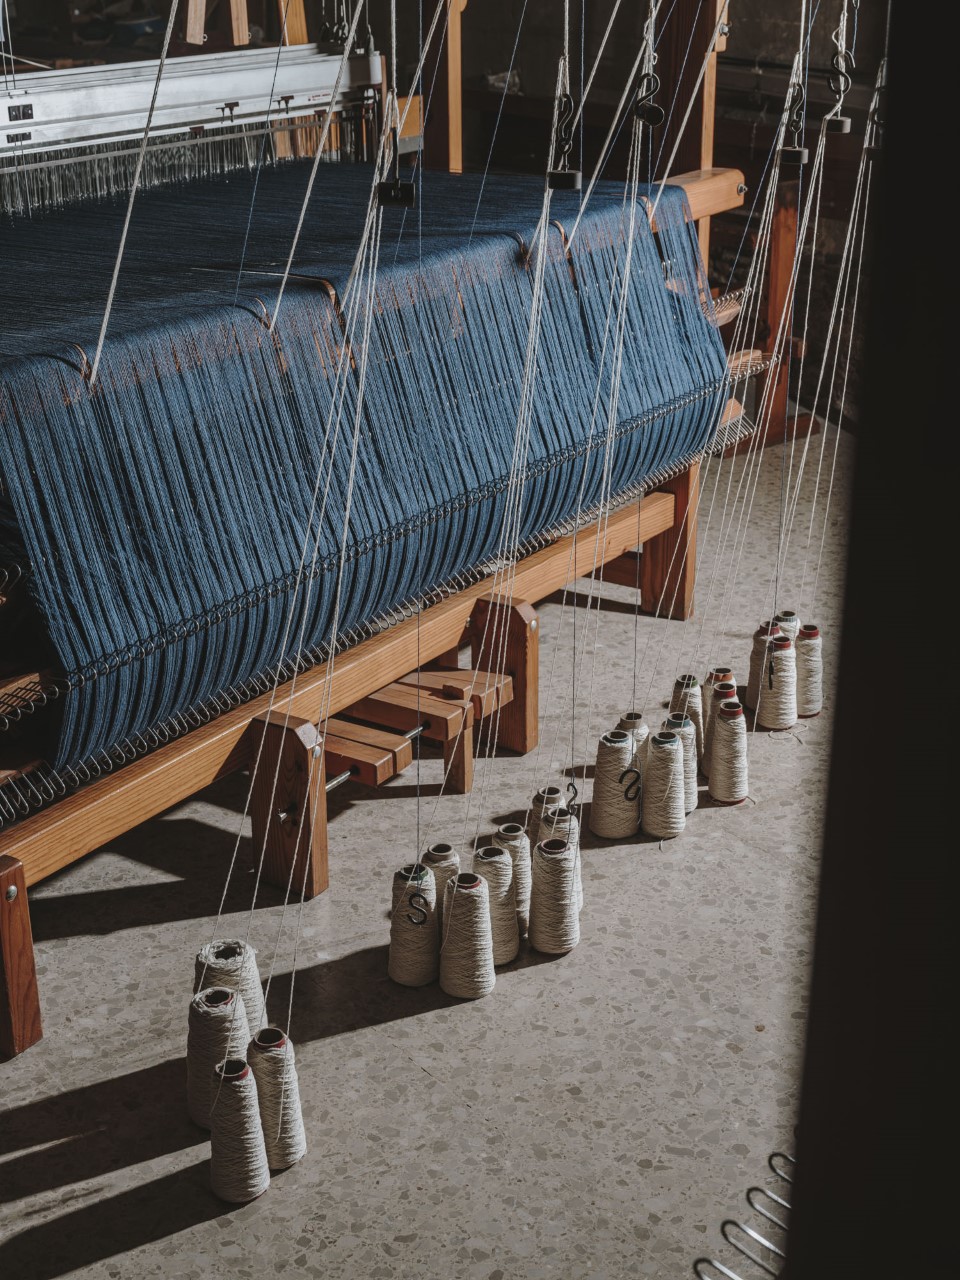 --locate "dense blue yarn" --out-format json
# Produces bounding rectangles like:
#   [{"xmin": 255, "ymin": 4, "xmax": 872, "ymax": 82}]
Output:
[{"xmin": 0, "ymin": 164, "xmax": 726, "ymax": 768}]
